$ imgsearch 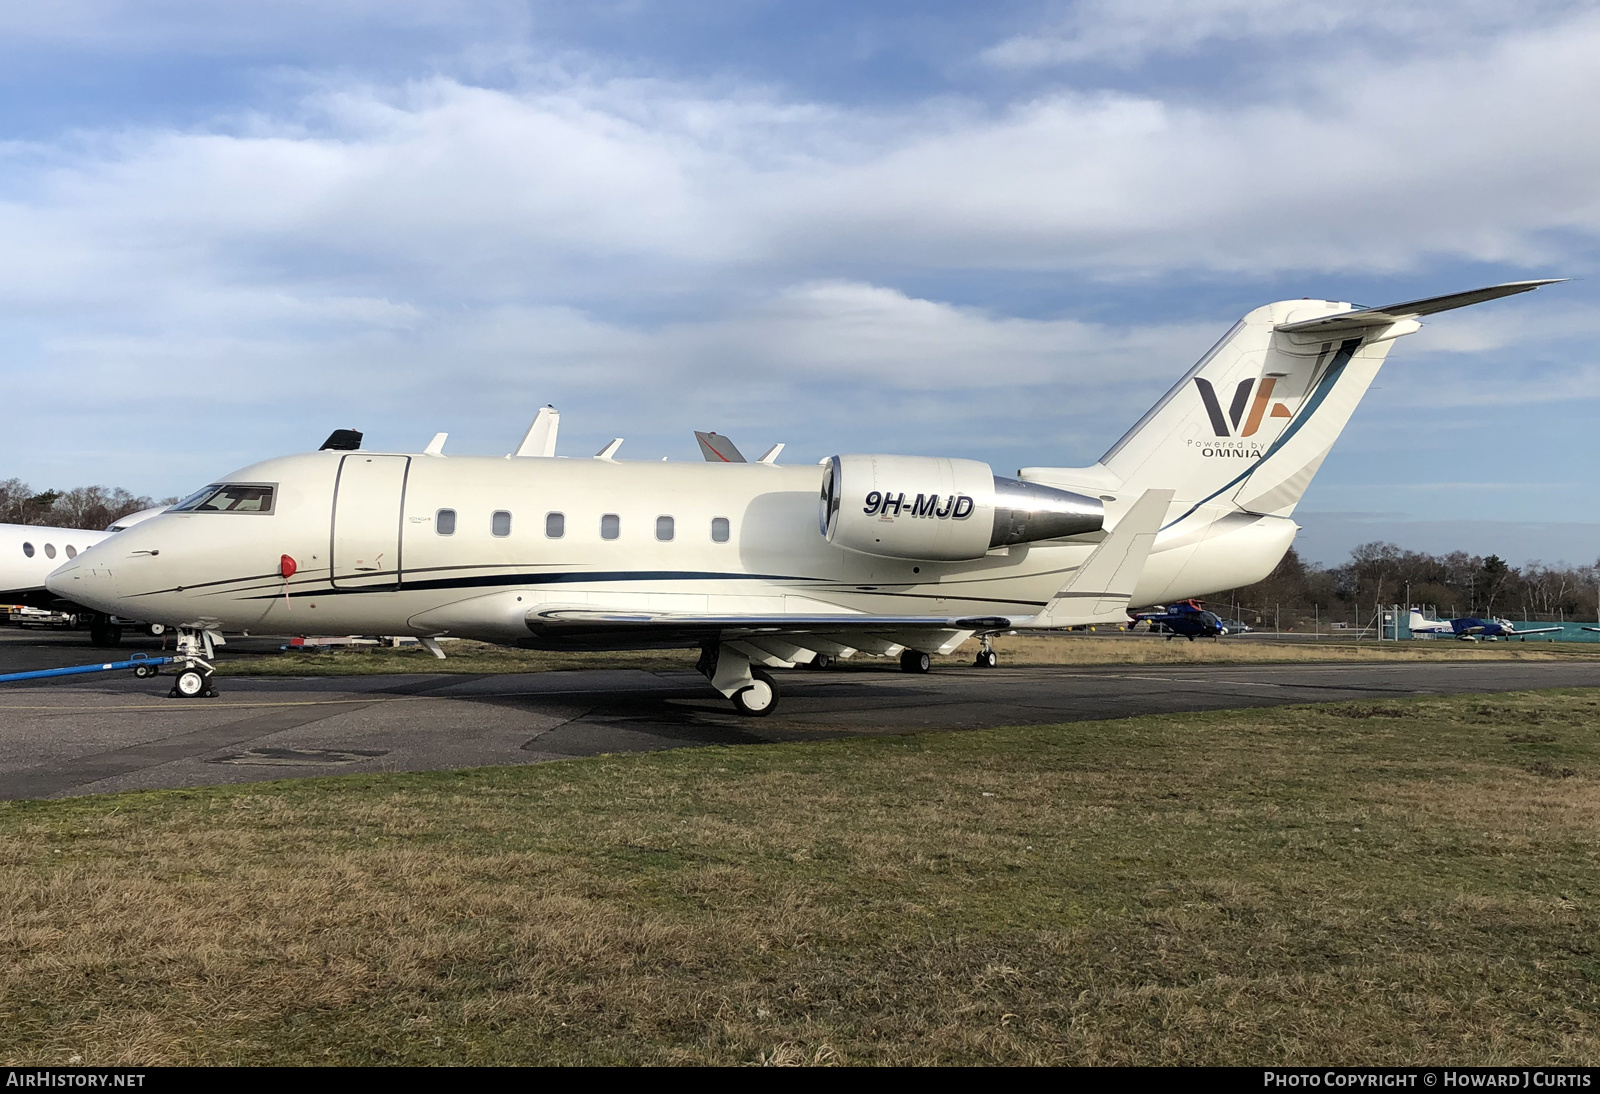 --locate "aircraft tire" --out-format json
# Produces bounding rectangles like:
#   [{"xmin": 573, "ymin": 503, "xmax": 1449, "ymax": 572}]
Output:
[
  {"xmin": 89, "ymin": 619, "xmax": 123, "ymax": 648},
  {"xmin": 899, "ymin": 649, "xmax": 932, "ymax": 674},
  {"xmin": 810, "ymin": 653, "xmax": 833, "ymax": 670},
  {"xmin": 731, "ymin": 668, "xmax": 779, "ymax": 717},
  {"xmin": 173, "ymin": 669, "xmax": 208, "ymax": 699},
  {"xmin": 975, "ymin": 649, "xmax": 998, "ymax": 669}
]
